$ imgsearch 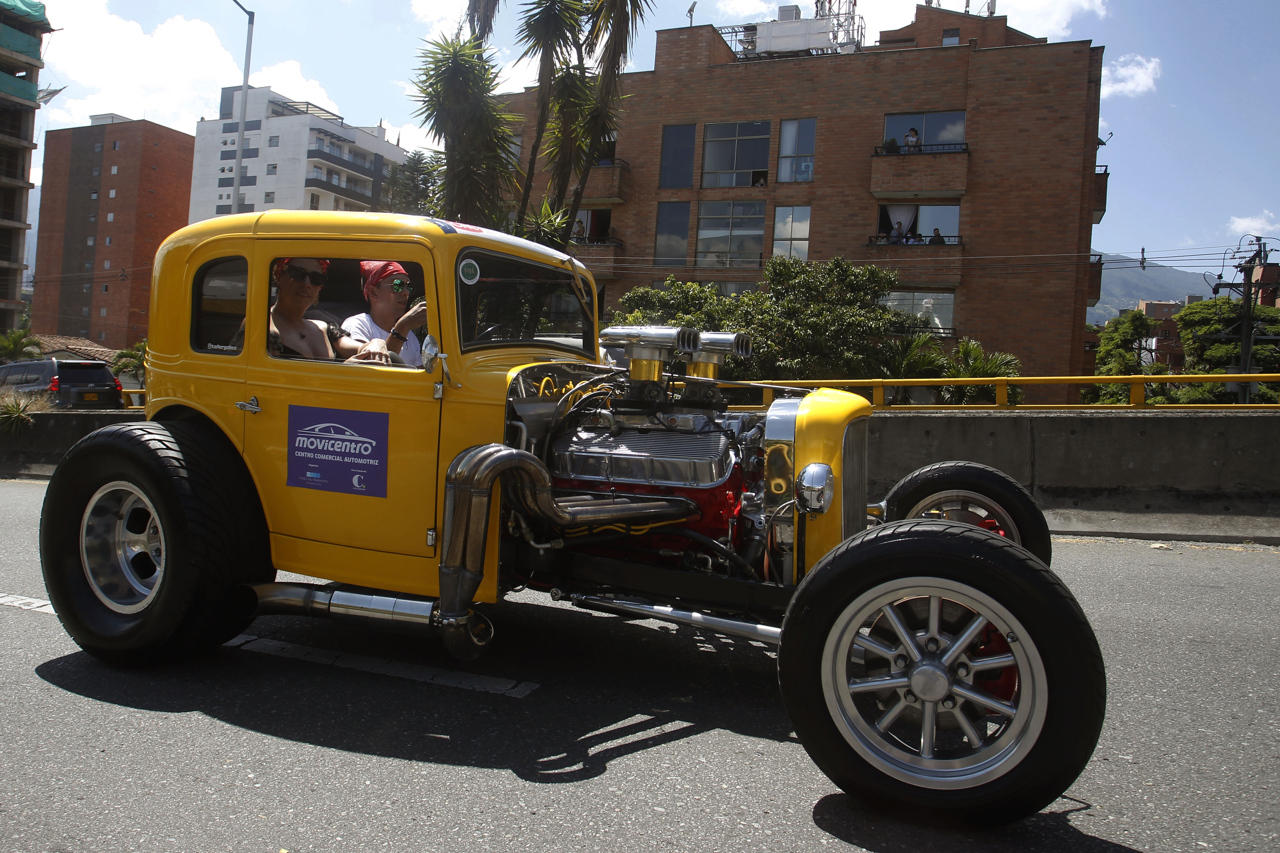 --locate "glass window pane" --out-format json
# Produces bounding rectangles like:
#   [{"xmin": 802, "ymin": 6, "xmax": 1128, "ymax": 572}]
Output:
[
  {"xmin": 734, "ymin": 200, "xmax": 766, "ymax": 216},
  {"xmin": 795, "ymin": 118, "xmax": 816, "ymax": 155},
  {"xmin": 659, "ymin": 124, "xmax": 696, "ymax": 188},
  {"xmin": 773, "ymin": 240, "xmax": 790, "ymax": 258},
  {"xmin": 778, "ymin": 158, "xmax": 795, "ymax": 182},
  {"xmin": 703, "ymin": 139, "xmax": 737, "ymax": 172},
  {"xmin": 655, "ymin": 202, "xmax": 690, "ymax": 266},
  {"xmin": 701, "ymin": 201, "xmax": 733, "ymax": 217},
  {"xmin": 738, "ymin": 121, "xmax": 770, "ymax": 137},
  {"xmin": 789, "ymin": 241, "xmax": 808, "ymax": 261},
  {"xmin": 780, "ymin": 120, "xmax": 798, "ymax": 156},
  {"xmin": 790, "ymin": 205, "xmax": 811, "ymax": 238},
  {"xmin": 736, "ymin": 137, "xmax": 770, "ymax": 170},
  {"xmin": 925, "ymin": 111, "xmax": 966, "ymax": 144},
  {"xmin": 883, "ymin": 114, "xmax": 922, "ymax": 147},
  {"xmin": 705, "ymin": 122, "xmax": 737, "ymax": 139},
  {"xmin": 793, "ymin": 155, "xmax": 814, "ymax": 181},
  {"xmin": 775, "ymin": 206, "xmax": 794, "ymax": 240},
  {"xmin": 917, "ymin": 205, "xmax": 960, "ymax": 238}
]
